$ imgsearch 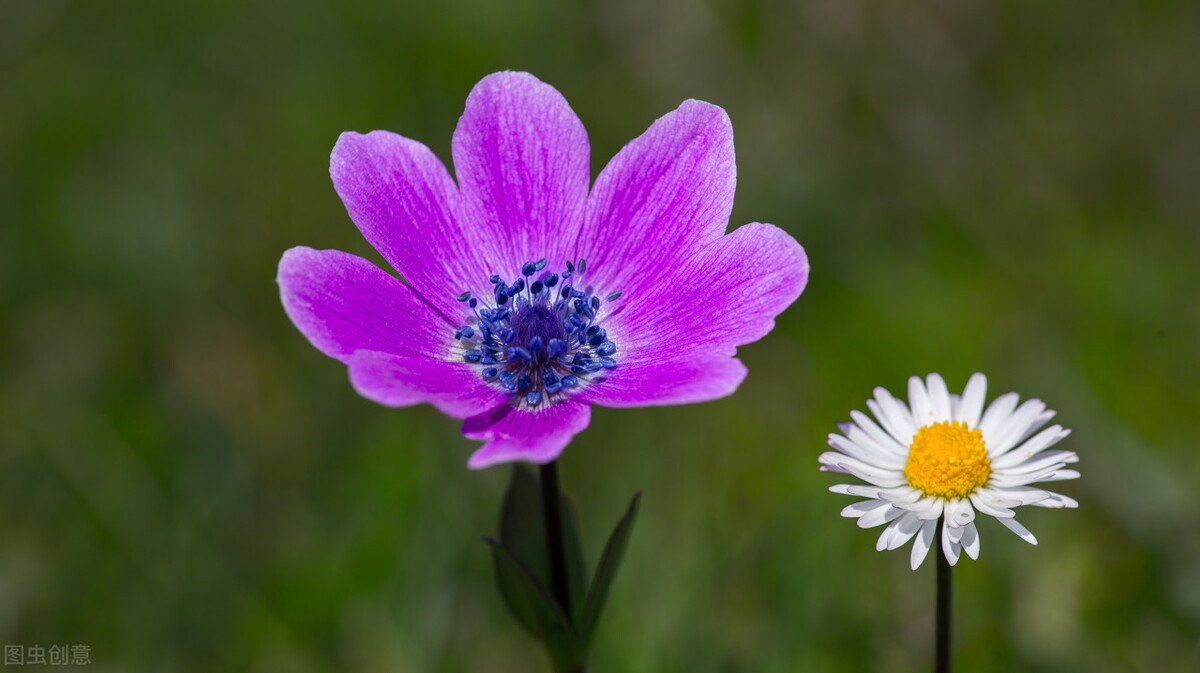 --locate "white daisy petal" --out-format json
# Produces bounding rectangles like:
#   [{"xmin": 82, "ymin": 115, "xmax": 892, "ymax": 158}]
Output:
[
  {"xmin": 998, "ymin": 450, "xmax": 1079, "ymax": 477},
  {"xmin": 878, "ymin": 485, "xmax": 923, "ymax": 504},
  {"xmin": 841, "ymin": 498, "xmax": 891, "ymax": 519},
  {"xmin": 909, "ymin": 376, "xmax": 935, "ymax": 426},
  {"xmin": 984, "ymin": 485, "xmax": 1050, "ymax": 506},
  {"xmin": 943, "ymin": 498, "xmax": 975, "ymax": 528},
  {"xmin": 827, "ymin": 454, "xmax": 909, "ymax": 487},
  {"xmin": 925, "ymin": 373, "xmax": 952, "ymax": 421},
  {"xmin": 1040, "ymin": 469, "xmax": 1081, "ymax": 482},
  {"xmin": 835, "ymin": 421, "xmax": 853, "ymax": 435},
  {"xmin": 956, "ymin": 372, "xmax": 987, "ymax": 427},
  {"xmin": 901, "ymin": 496, "xmax": 944, "ymax": 520},
  {"xmin": 978, "ymin": 392, "xmax": 1019, "ymax": 439},
  {"xmin": 910, "ymin": 519, "xmax": 938, "ymax": 570},
  {"xmin": 989, "ymin": 425, "xmax": 1070, "ymax": 468},
  {"xmin": 988, "ymin": 399, "xmax": 1048, "ymax": 455},
  {"xmin": 858, "ymin": 503, "xmax": 904, "ymax": 529},
  {"xmin": 886, "ymin": 512, "xmax": 924, "ymax": 550},
  {"xmin": 827, "ymin": 433, "xmax": 907, "ymax": 469},
  {"xmin": 818, "ymin": 451, "xmax": 848, "ymax": 469},
  {"xmin": 1031, "ymin": 491, "xmax": 1079, "ymax": 508},
  {"xmin": 942, "ymin": 522, "xmax": 962, "ymax": 566},
  {"xmin": 988, "ymin": 467, "xmax": 1069, "ymax": 488},
  {"xmin": 868, "ymin": 395, "xmax": 912, "ymax": 448},
  {"xmin": 1015, "ymin": 410, "xmax": 1057, "ymax": 446},
  {"xmin": 997, "ymin": 516, "xmax": 1038, "ymax": 545},
  {"xmin": 849, "ymin": 410, "xmax": 909, "ymax": 456},
  {"xmin": 876, "ymin": 523, "xmax": 894, "ymax": 551},
  {"xmin": 829, "ymin": 484, "xmax": 883, "ymax": 498},
  {"xmin": 871, "ymin": 388, "xmax": 917, "ymax": 444},
  {"xmin": 960, "ymin": 522, "xmax": 980, "ymax": 560},
  {"xmin": 845, "ymin": 424, "xmax": 908, "ymax": 461},
  {"xmin": 969, "ymin": 491, "xmax": 1015, "ymax": 518}
]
